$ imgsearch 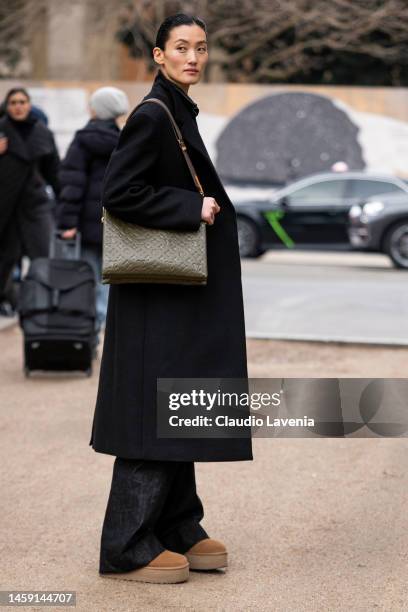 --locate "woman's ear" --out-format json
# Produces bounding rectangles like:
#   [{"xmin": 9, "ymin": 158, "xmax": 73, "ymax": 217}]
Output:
[{"xmin": 152, "ymin": 46, "xmax": 165, "ymax": 66}]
